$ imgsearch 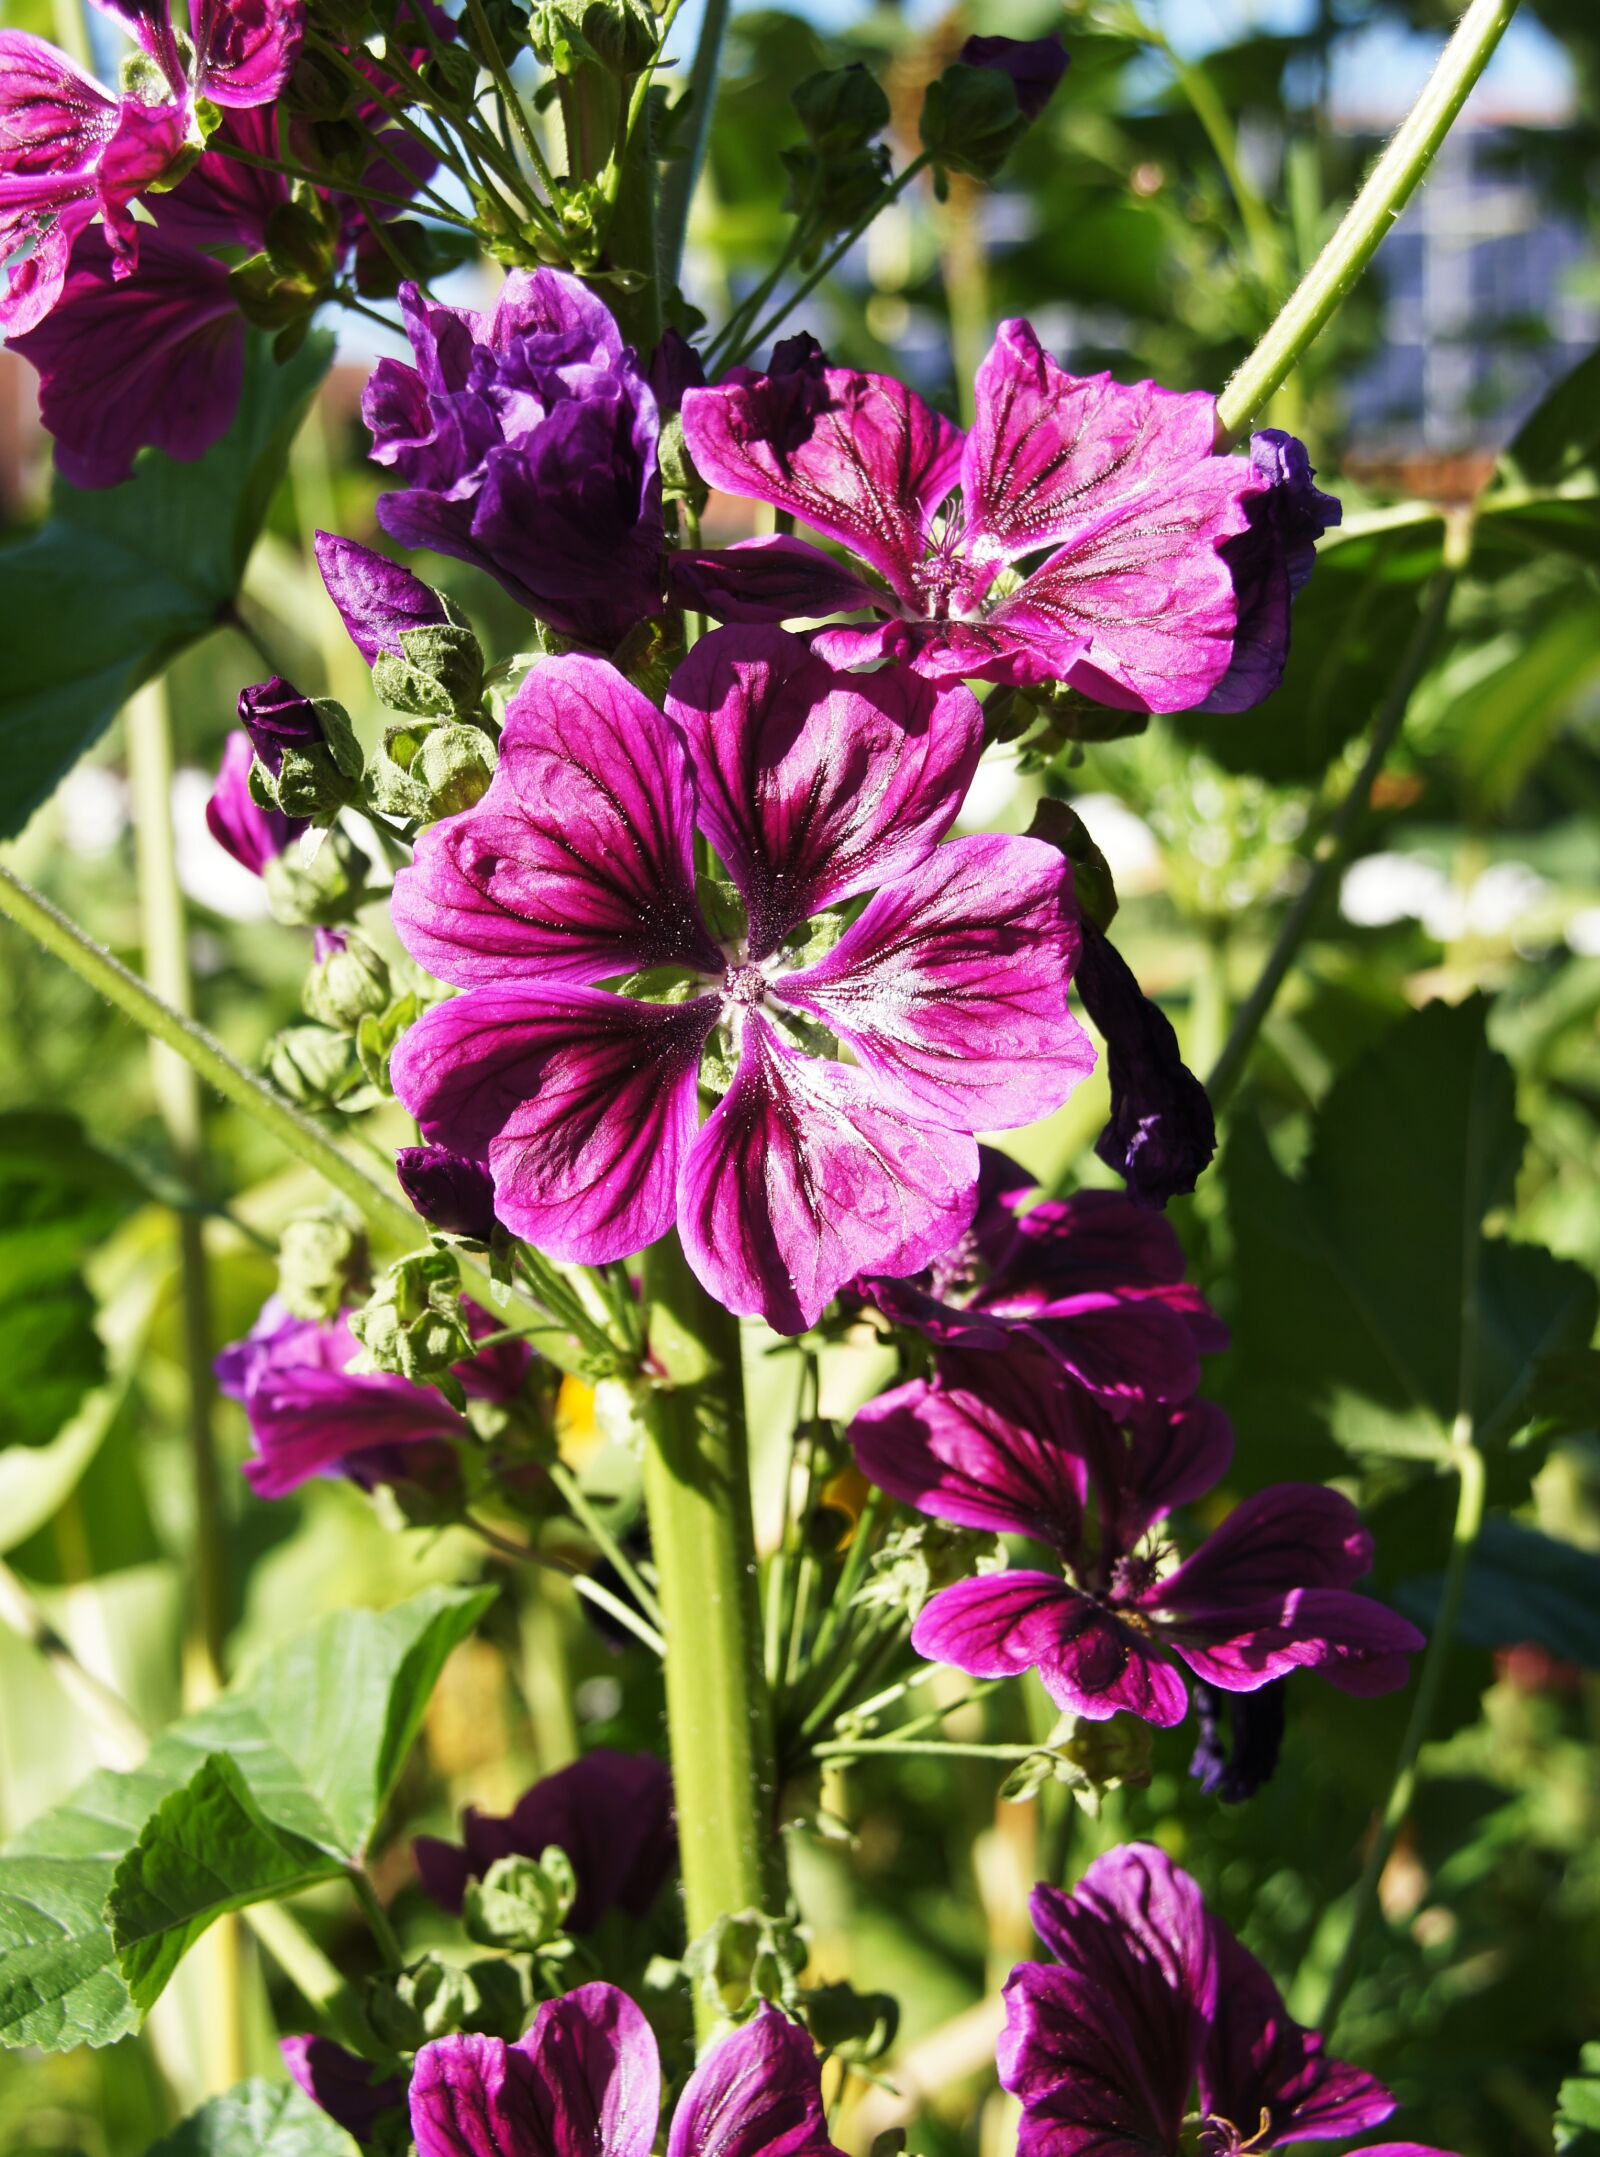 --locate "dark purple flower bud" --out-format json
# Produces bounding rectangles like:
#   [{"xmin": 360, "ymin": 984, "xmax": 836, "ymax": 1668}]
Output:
[
  {"xmin": 413, "ymin": 1750, "xmax": 674, "ymax": 1933},
  {"xmin": 363, "ymin": 271, "xmax": 664, "ymax": 650},
  {"xmin": 397, "ymin": 1144, "xmax": 499, "ymax": 1241},
  {"xmin": 648, "ymin": 328, "xmax": 706, "ymax": 421},
  {"xmin": 1188, "ymin": 1678, "xmax": 1286, "ymax": 1803},
  {"xmin": 1075, "ymin": 922, "xmax": 1216, "ymax": 1209},
  {"xmin": 239, "ymin": 675, "xmax": 323, "ymax": 774},
  {"xmin": 956, "ymin": 32, "xmax": 1069, "ymax": 123},
  {"xmin": 206, "ymin": 734, "xmax": 306, "ymax": 876},
  {"xmin": 314, "ymin": 529, "xmax": 453, "ymax": 665},
  {"xmin": 1201, "ymin": 429, "xmax": 1342, "ymax": 715},
  {"xmin": 281, "ymin": 2034, "xmax": 405, "ymax": 2141}
]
